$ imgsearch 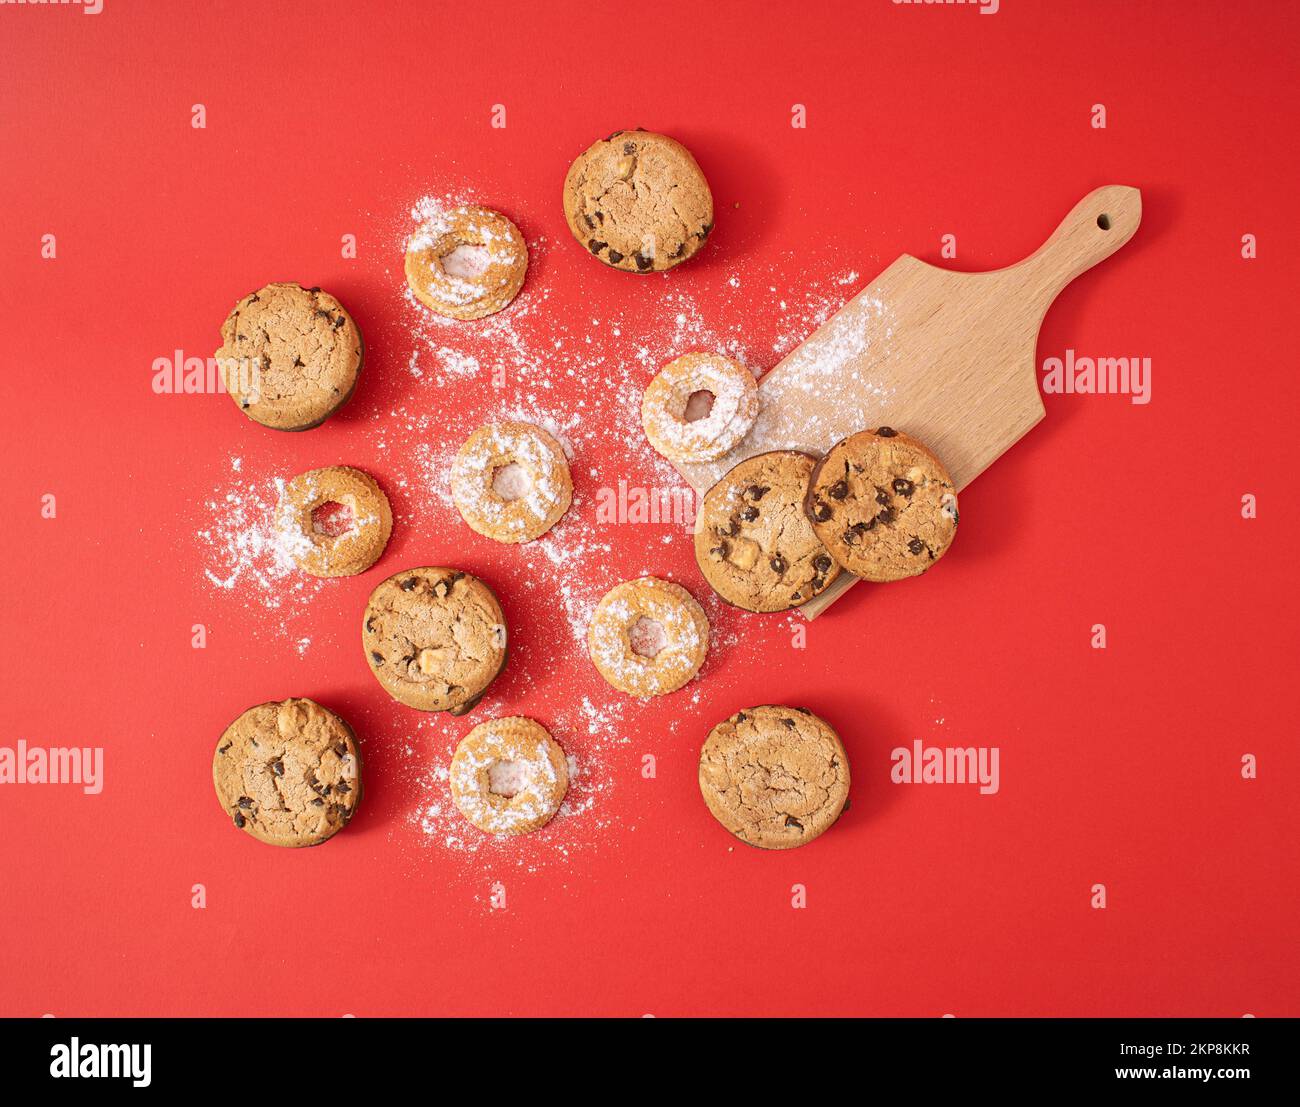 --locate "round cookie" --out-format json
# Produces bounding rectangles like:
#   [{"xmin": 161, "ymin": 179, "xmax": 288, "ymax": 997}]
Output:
[
  {"xmin": 404, "ymin": 205, "xmax": 528, "ymax": 321},
  {"xmin": 805, "ymin": 427, "xmax": 959, "ymax": 582},
  {"xmin": 213, "ymin": 698, "xmax": 362, "ymax": 848},
  {"xmin": 214, "ymin": 282, "xmax": 363, "ymax": 431},
  {"xmin": 450, "ymin": 716, "xmax": 569, "ymax": 835},
  {"xmin": 694, "ymin": 450, "xmax": 841, "ymax": 612},
  {"xmin": 275, "ymin": 465, "xmax": 393, "ymax": 578},
  {"xmin": 588, "ymin": 577, "xmax": 709, "ymax": 697},
  {"xmin": 362, "ymin": 568, "xmax": 507, "ymax": 714},
  {"xmin": 450, "ymin": 422, "xmax": 573, "ymax": 543},
  {"xmin": 641, "ymin": 353, "xmax": 759, "ymax": 464},
  {"xmin": 563, "ymin": 129, "xmax": 713, "ymax": 273},
  {"xmin": 698, "ymin": 705, "xmax": 849, "ymax": 850}
]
